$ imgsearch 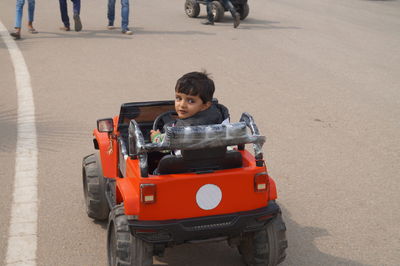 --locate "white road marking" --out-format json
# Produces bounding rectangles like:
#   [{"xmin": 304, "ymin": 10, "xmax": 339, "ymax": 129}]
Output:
[{"xmin": 0, "ymin": 21, "xmax": 38, "ymax": 266}]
